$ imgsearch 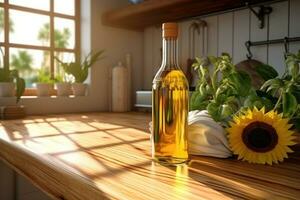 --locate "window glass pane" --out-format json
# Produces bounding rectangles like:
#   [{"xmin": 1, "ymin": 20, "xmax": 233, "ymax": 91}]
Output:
[
  {"xmin": 54, "ymin": 17, "xmax": 75, "ymax": 49},
  {"xmin": 9, "ymin": 10, "xmax": 50, "ymax": 46},
  {"xmin": 0, "ymin": 7, "xmax": 4, "ymax": 43},
  {"xmin": 54, "ymin": 0, "xmax": 74, "ymax": 16},
  {"xmin": 10, "ymin": 48, "xmax": 50, "ymax": 87},
  {"xmin": 9, "ymin": 0, "xmax": 50, "ymax": 11},
  {"xmin": 54, "ymin": 51, "xmax": 75, "ymax": 82}
]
